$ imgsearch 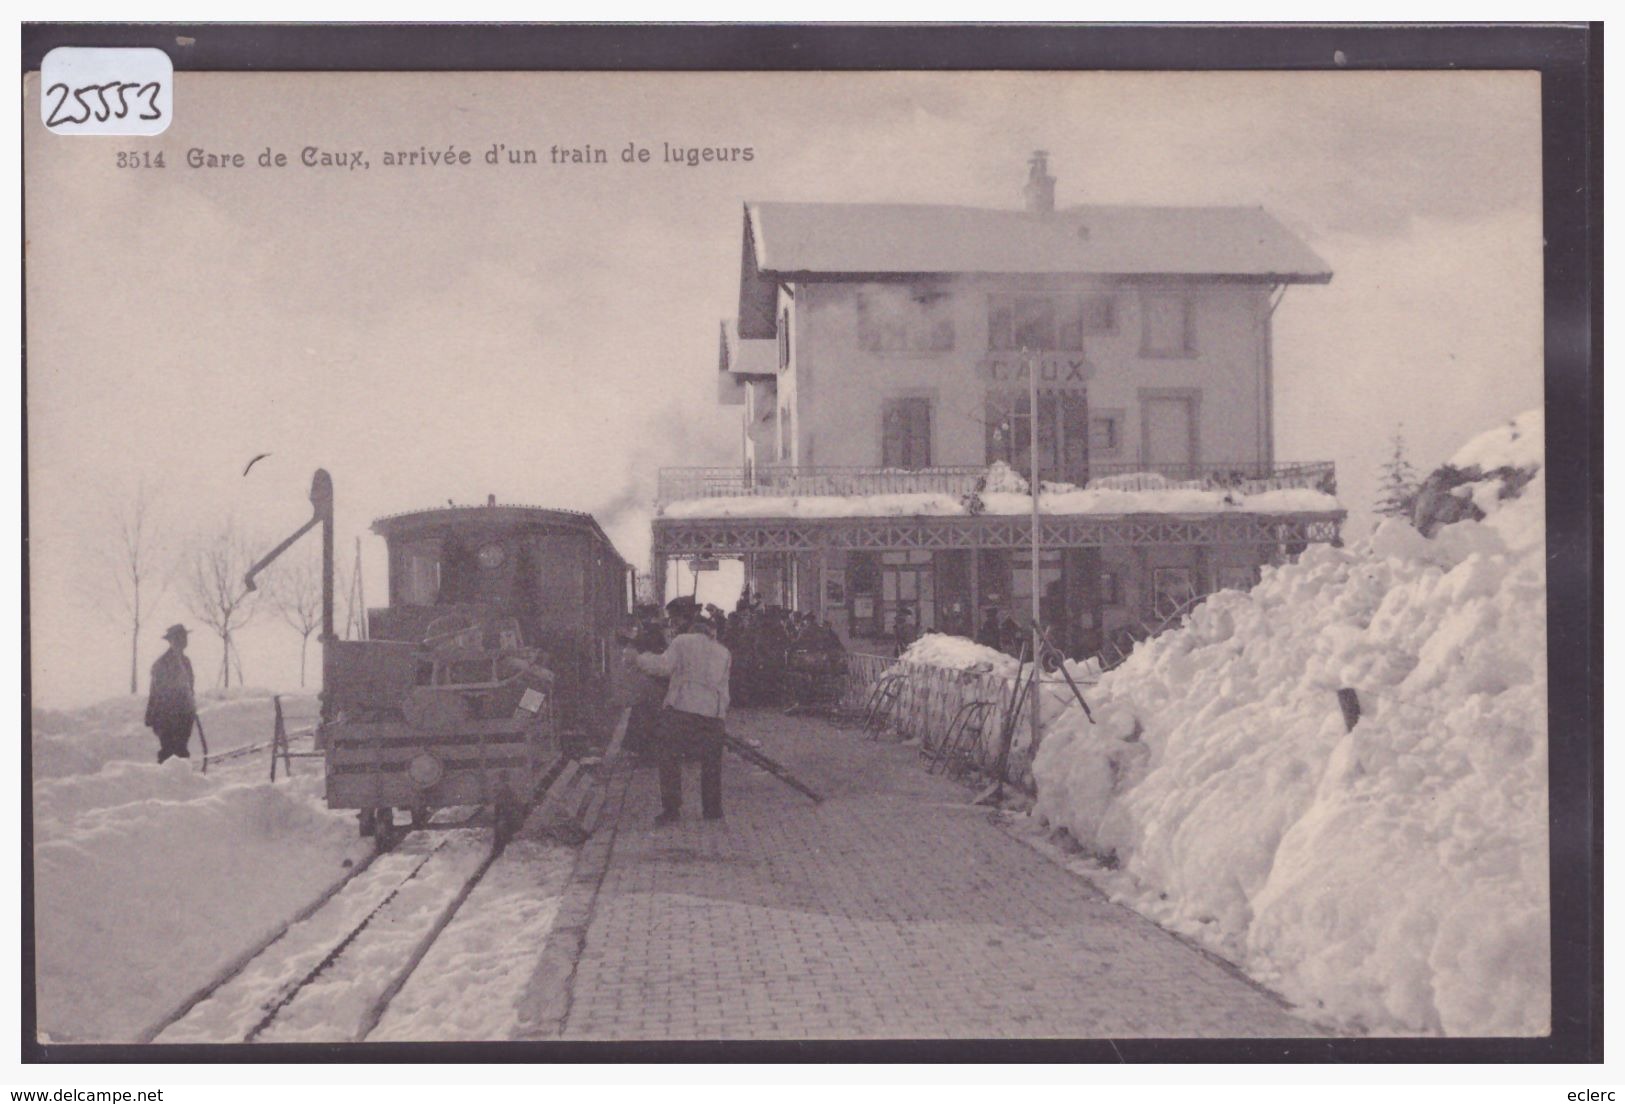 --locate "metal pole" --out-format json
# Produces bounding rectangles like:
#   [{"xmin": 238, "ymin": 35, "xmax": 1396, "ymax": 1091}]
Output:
[
  {"xmin": 1028, "ymin": 348, "xmax": 1042, "ymax": 781},
  {"xmin": 313, "ymin": 470, "xmax": 335, "ymax": 723},
  {"xmin": 354, "ymin": 536, "xmax": 367, "ymax": 641}
]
